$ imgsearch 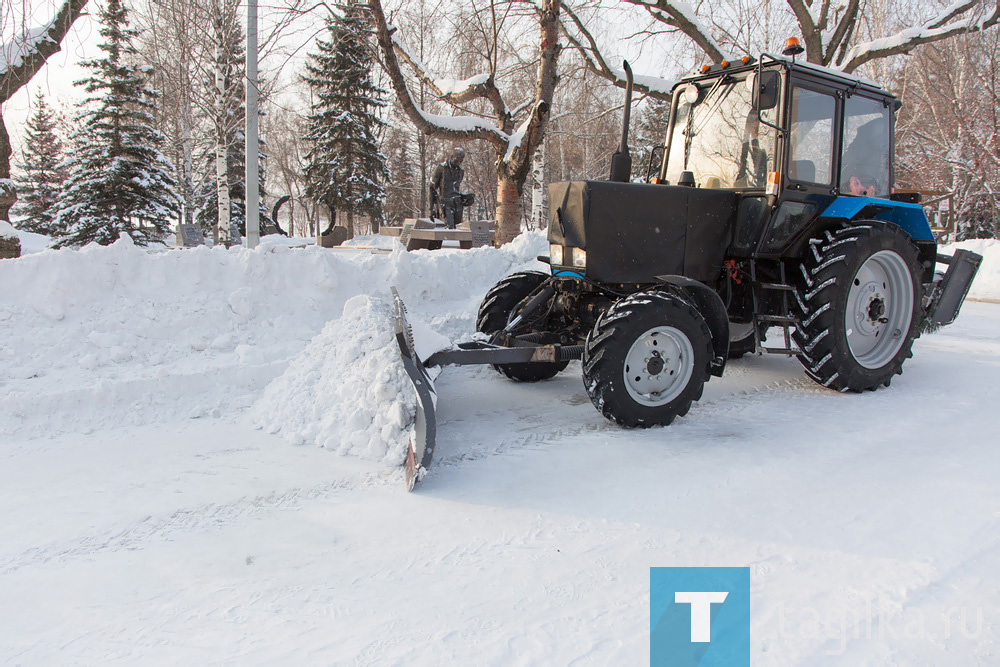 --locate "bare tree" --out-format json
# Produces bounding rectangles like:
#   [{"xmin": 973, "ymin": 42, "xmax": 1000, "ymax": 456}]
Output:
[
  {"xmin": 136, "ymin": 0, "xmax": 200, "ymax": 226},
  {"xmin": 561, "ymin": 0, "xmax": 1000, "ymax": 100},
  {"xmin": 896, "ymin": 31, "xmax": 1000, "ymax": 239},
  {"xmin": 263, "ymin": 103, "xmax": 311, "ymax": 236},
  {"xmin": 0, "ymin": 0, "xmax": 88, "ymax": 221},
  {"xmin": 132, "ymin": 0, "xmax": 313, "ymax": 243},
  {"xmin": 371, "ymin": 0, "xmax": 562, "ymax": 245}
]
